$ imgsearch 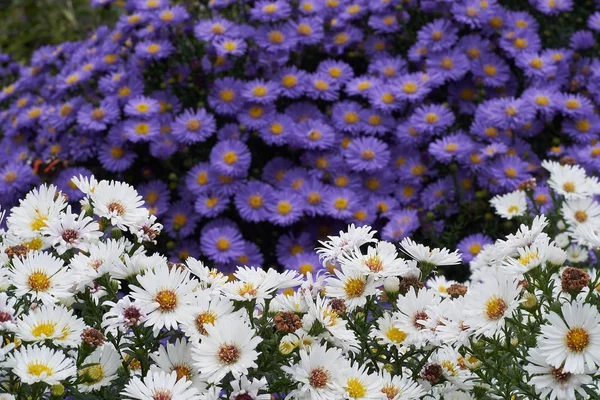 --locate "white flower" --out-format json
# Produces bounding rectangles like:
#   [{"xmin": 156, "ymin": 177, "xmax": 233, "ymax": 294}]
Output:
[
  {"xmin": 326, "ymin": 264, "xmax": 379, "ymax": 311},
  {"xmin": 316, "ymin": 224, "xmax": 377, "ymax": 267},
  {"xmin": 430, "ymin": 346, "xmax": 475, "ymax": 391},
  {"xmin": 394, "ymin": 287, "xmax": 441, "ymax": 345},
  {"xmin": 269, "ymin": 291, "xmax": 309, "ymax": 314},
  {"xmin": 399, "ymin": 238, "xmax": 462, "ymax": 267},
  {"xmin": 432, "ymin": 297, "xmax": 471, "ymax": 348},
  {"xmin": 562, "ymin": 197, "xmax": 600, "ymax": 232},
  {"xmin": 379, "ymin": 370, "xmax": 424, "ymax": 400},
  {"xmin": 554, "ymin": 232, "xmax": 571, "ymax": 248},
  {"xmin": 70, "ymin": 239, "xmax": 127, "ymax": 290},
  {"xmin": 102, "ymin": 295, "xmax": 147, "ymax": 334},
  {"xmin": 281, "ymin": 344, "xmax": 347, "ymax": 400},
  {"xmin": 0, "ymin": 292, "xmax": 18, "ymax": 331},
  {"xmin": 8, "ymin": 250, "xmax": 72, "ymax": 305},
  {"xmin": 6, "ymin": 344, "xmax": 76, "ymax": 385},
  {"xmin": 304, "ymin": 295, "xmax": 359, "ymax": 352},
  {"xmin": 129, "ymin": 263, "xmax": 197, "ymax": 335},
  {"xmin": 121, "ymin": 370, "xmax": 200, "ymax": 400},
  {"xmin": 229, "ymin": 376, "xmax": 270, "ymax": 400},
  {"xmin": 131, "ymin": 214, "xmax": 163, "ymax": 243},
  {"xmin": 336, "ymin": 362, "xmax": 385, "ymax": 399},
  {"xmin": 371, "ymin": 313, "xmax": 410, "ymax": 348},
  {"xmin": 150, "ymin": 338, "xmax": 205, "ymax": 390},
  {"xmin": 525, "ymin": 347, "xmax": 593, "ymax": 400},
  {"xmin": 185, "ymin": 257, "xmax": 228, "ymax": 293},
  {"xmin": 180, "ymin": 294, "xmax": 237, "ymax": 343},
  {"xmin": 91, "ymin": 180, "xmax": 148, "ymax": 230},
  {"xmin": 191, "ymin": 316, "xmax": 262, "ymax": 384},
  {"xmin": 78, "ymin": 343, "xmax": 121, "ymax": 392},
  {"xmin": 490, "ymin": 190, "xmax": 527, "ymax": 220},
  {"xmin": 72, "ymin": 174, "xmax": 99, "ymax": 196},
  {"xmin": 6, "ymin": 184, "xmax": 67, "ymax": 243},
  {"xmin": 572, "ymin": 224, "xmax": 600, "ymax": 248},
  {"xmin": 543, "ymin": 160, "xmax": 600, "ymax": 199},
  {"xmin": 565, "ymin": 244, "xmax": 588, "ymax": 263},
  {"xmin": 538, "ymin": 301, "xmax": 600, "ymax": 374},
  {"xmin": 426, "ymin": 276, "xmax": 456, "ymax": 297},
  {"xmin": 43, "ymin": 206, "xmax": 102, "ymax": 254},
  {"xmin": 502, "ymin": 236, "xmax": 548, "ymax": 275},
  {"xmin": 223, "ymin": 266, "xmax": 302, "ymax": 303},
  {"xmin": 111, "ymin": 251, "xmax": 167, "ymax": 281},
  {"xmin": 15, "ymin": 303, "xmax": 86, "ymax": 347},
  {"xmin": 463, "ymin": 276, "xmax": 521, "ymax": 338}
]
